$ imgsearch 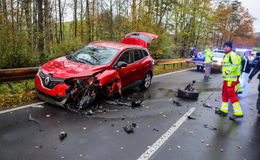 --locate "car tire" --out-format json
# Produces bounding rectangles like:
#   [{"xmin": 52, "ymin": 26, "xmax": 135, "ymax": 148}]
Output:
[
  {"xmin": 197, "ymin": 66, "xmax": 200, "ymax": 71},
  {"xmin": 140, "ymin": 72, "xmax": 152, "ymax": 90},
  {"xmin": 177, "ymin": 88, "xmax": 199, "ymax": 100}
]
